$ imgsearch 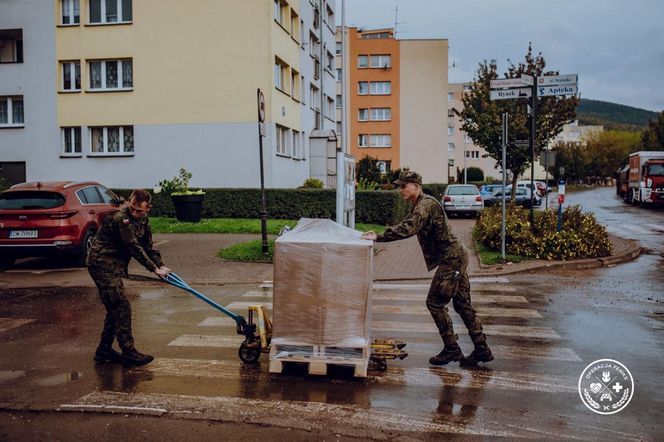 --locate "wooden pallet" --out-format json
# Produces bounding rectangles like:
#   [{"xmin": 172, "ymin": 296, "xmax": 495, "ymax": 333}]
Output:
[{"xmin": 268, "ymin": 343, "xmax": 370, "ymax": 378}]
